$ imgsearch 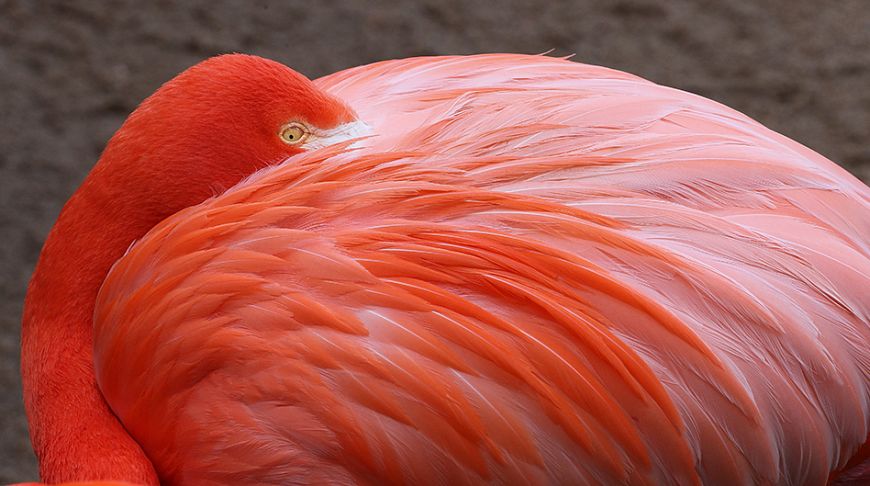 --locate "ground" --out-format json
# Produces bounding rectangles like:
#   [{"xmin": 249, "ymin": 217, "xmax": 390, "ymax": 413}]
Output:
[{"xmin": 0, "ymin": 0, "xmax": 867, "ymax": 481}]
